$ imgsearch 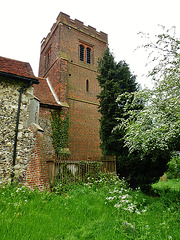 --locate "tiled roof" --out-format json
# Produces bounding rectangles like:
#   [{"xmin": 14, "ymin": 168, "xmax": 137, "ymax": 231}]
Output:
[
  {"xmin": 0, "ymin": 56, "xmax": 67, "ymax": 108},
  {"xmin": 34, "ymin": 78, "xmax": 69, "ymax": 108},
  {"xmin": 34, "ymin": 78, "xmax": 61, "ymax": 107},
  {"xmin": 0, "ymin": 56, "xmax": 38, "ymax": 81}
]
